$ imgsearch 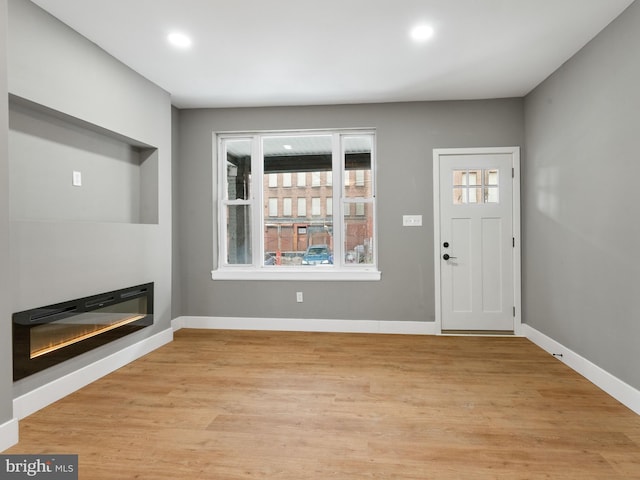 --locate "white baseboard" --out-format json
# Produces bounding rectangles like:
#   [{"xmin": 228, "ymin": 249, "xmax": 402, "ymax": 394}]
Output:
[
  {"xmin": 523, "ymin": 324, "xmax": 640, "ymax": 415},
  {"xmin": 172, "ymin": 316, "xmax": 438, "ymax": 335},
  {"xmin": 13, "ymin": 327, "xmax": 174, "ymax": 420},
  {"xmin": 0, "ymin": 417, "xmax": 19, "ymax": 452}
]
